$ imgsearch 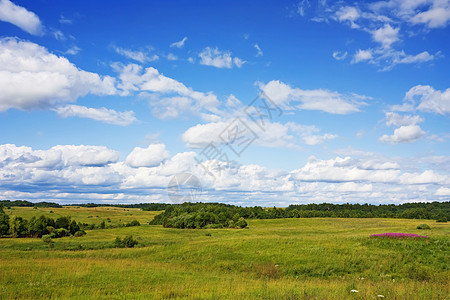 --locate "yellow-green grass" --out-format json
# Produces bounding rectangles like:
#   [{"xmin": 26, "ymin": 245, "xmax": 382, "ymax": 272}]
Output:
[
  {"xmin": 0, "ymin": 207, "xmax": 449, "ymax": 299},
  {"xmin": 4, "ymin": 206, "xmax": 160, "ymax": 227}
]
